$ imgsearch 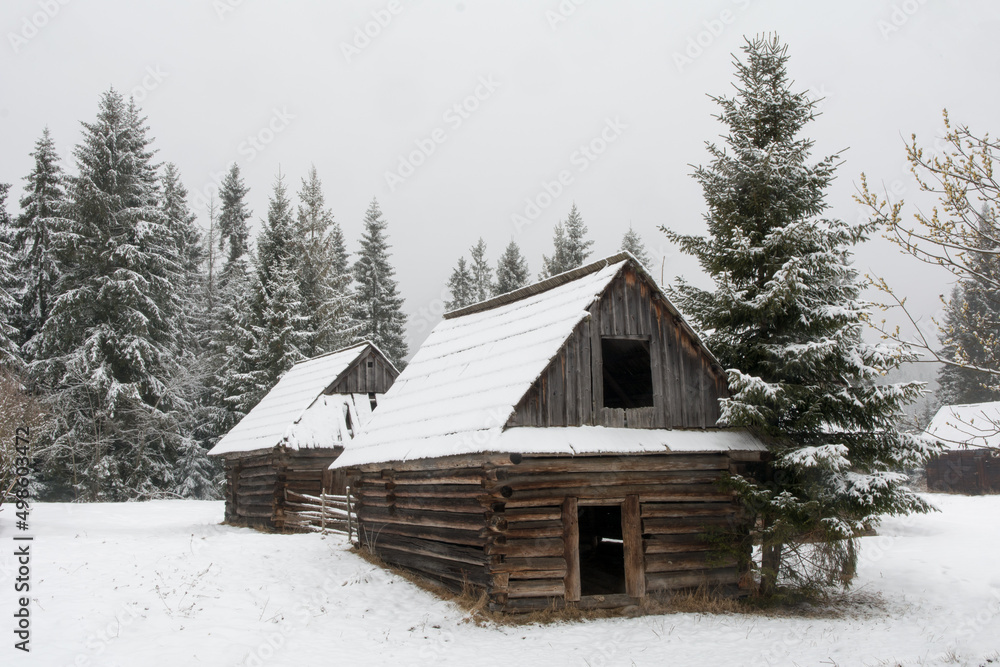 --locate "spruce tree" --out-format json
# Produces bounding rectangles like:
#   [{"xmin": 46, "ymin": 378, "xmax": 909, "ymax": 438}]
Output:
[
  {"xmin": 248, "ymin": 261, "xmax": 311, "ymax": 400},
  {"xmin": 352, "ymin": 198, "xmax": 408, "ymax": 367},
  {"xmin": 495, "ymin": 240, "xmax": 530, "ymax": 294},
  {"xmin": 446, "ymin": 257, "xmax": 475, "ymax": 310},
  {"xmin": 937, "ymin": 208, "xmax": 1000, "ymax": 404},
  {"xmin": 295, "ymin": 165, "xmax": 356, "ymax": 354},
  {"xmin": 541, "ymin": 204, "xmax": 593, "ymax": 278},
  {"xmin": 12, "ymin": 128, "xmax": 67, "ymax": 352},
  {"xmin": 621, "ymin": 226, "xmax": 652, "ymax": 268},
  {"xmin": 243, "ymin": 171, "xmax": 311, "ymax": 399},
  {"xmin": 0, "ymin": 183, "xmax": 20, "ymax": 367},
  {"xmin": 161, "ymin": 163, "xmax": 206, "ymax": 352},
  {"xmin": 663, "ymin": 36, "xmax": 933, "ymax": 594},
  {"xmin": 30, "ymin": 89, "xmax": 185, "ymax": 501},
  {"xmin": 160, "ymin": 163, "xmax": 220, "ymax": 497},
  {"xmin": 209, "ymin": 259, "xmax": 258, "ymax": 436},
  {"xmin": 540, "ymin": 221, "xmax": 569, "ymax": 279},
  {"xmin": 255, "ymin": 170, "xmax": 295, "ymax": 289},
  {"xmin": 217, "ymin": 163, "xmax": 251, "ymax": 269},
  {"xmin": 564, "ymin": 203, "xmax": 593, "ymax": 267},
  {"xmin": 469, "ymin": 238, "xmax": 493, "ymax": 303}
]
